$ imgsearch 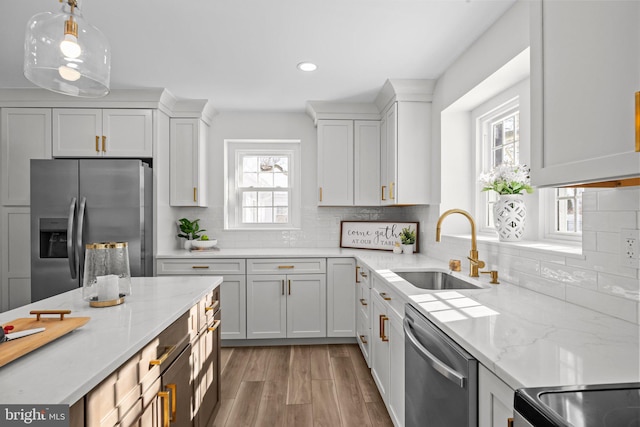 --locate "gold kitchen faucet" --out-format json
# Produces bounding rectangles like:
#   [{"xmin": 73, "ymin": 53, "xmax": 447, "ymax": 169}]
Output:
[{"xmin": 436, "ymin": 209, "xmax": 485, "ymax": 277}]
